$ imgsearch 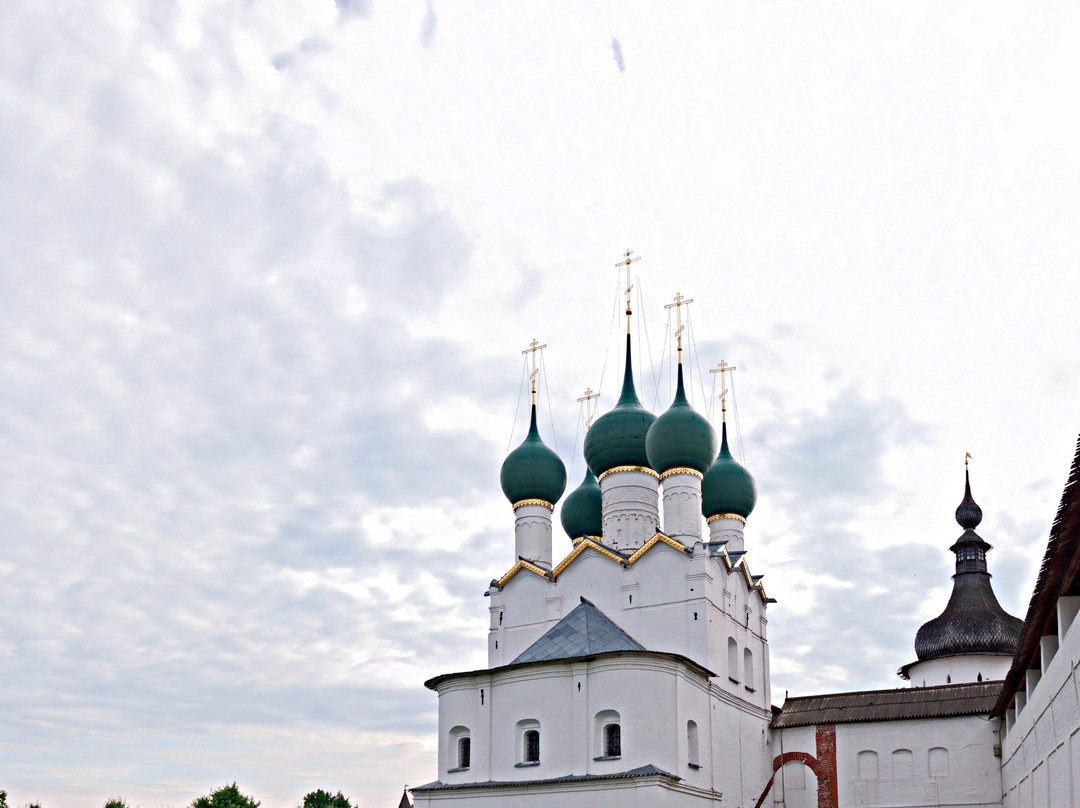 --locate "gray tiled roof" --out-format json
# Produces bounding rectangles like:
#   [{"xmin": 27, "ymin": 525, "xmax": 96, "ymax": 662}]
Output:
[
  {"xmin": 771, "ymin": 680, "xmax": 1002, "ymax": 728},
  {"xmin": 411, "ymin": 764, "xmax": 676, "ymax": 792},
  {"xmin": 511, "ymin": 597, "xmax": 646, "ymax": 664}
]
